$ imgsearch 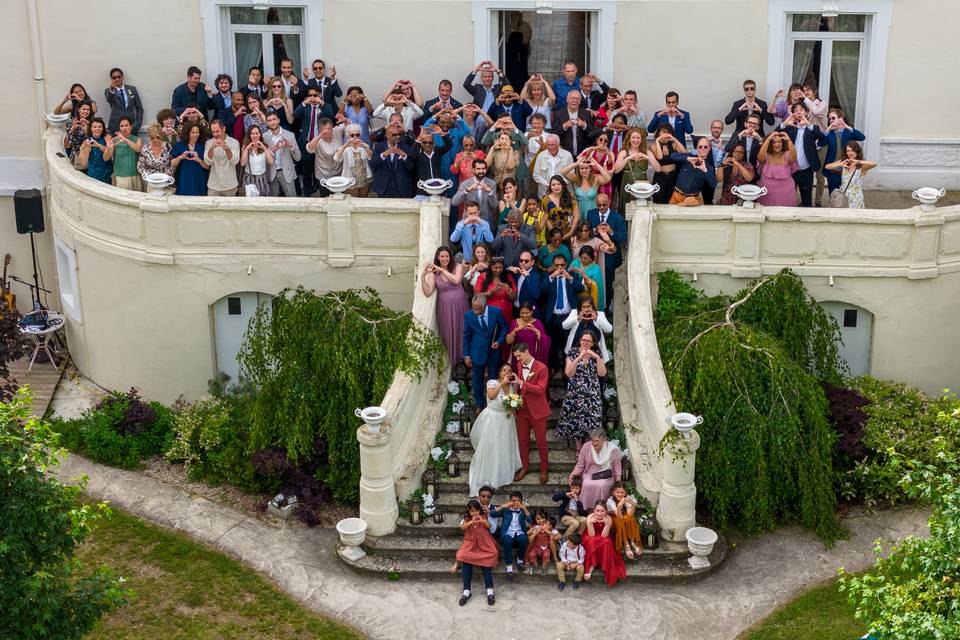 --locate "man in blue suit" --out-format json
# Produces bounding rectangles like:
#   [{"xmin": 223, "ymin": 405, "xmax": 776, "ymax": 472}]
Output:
[
  {"xmin": 370, "ymin": 124, "xmax": 416, "ymax": 198},
  {"xmin": 462, "ymin": 295, "xmax": 508, "ymax": 408},
  {"xmin": 507, "ymin": 250, "xmax": 543, "ymax": 317},
  {"xmin": 647, "ymin": 91, "xmax": 694, "ymax": 149},
  {"xmin": 821, "ymin": 109, "xmax": 865, "ymax": 193},
  {"xmin": 294, "ymin": 87, "xmax": 335, "ymax": 195},
  {"xmin": 777, "ymin": 102, "xmax": 825, "ymax": 208},
  {"xmin": 586, "ymin": 192, "xmax": 627, "ymax": 313},
  {"xmin": 543, "ymin": 254, "xmax": 584, "ymax": 369}
]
